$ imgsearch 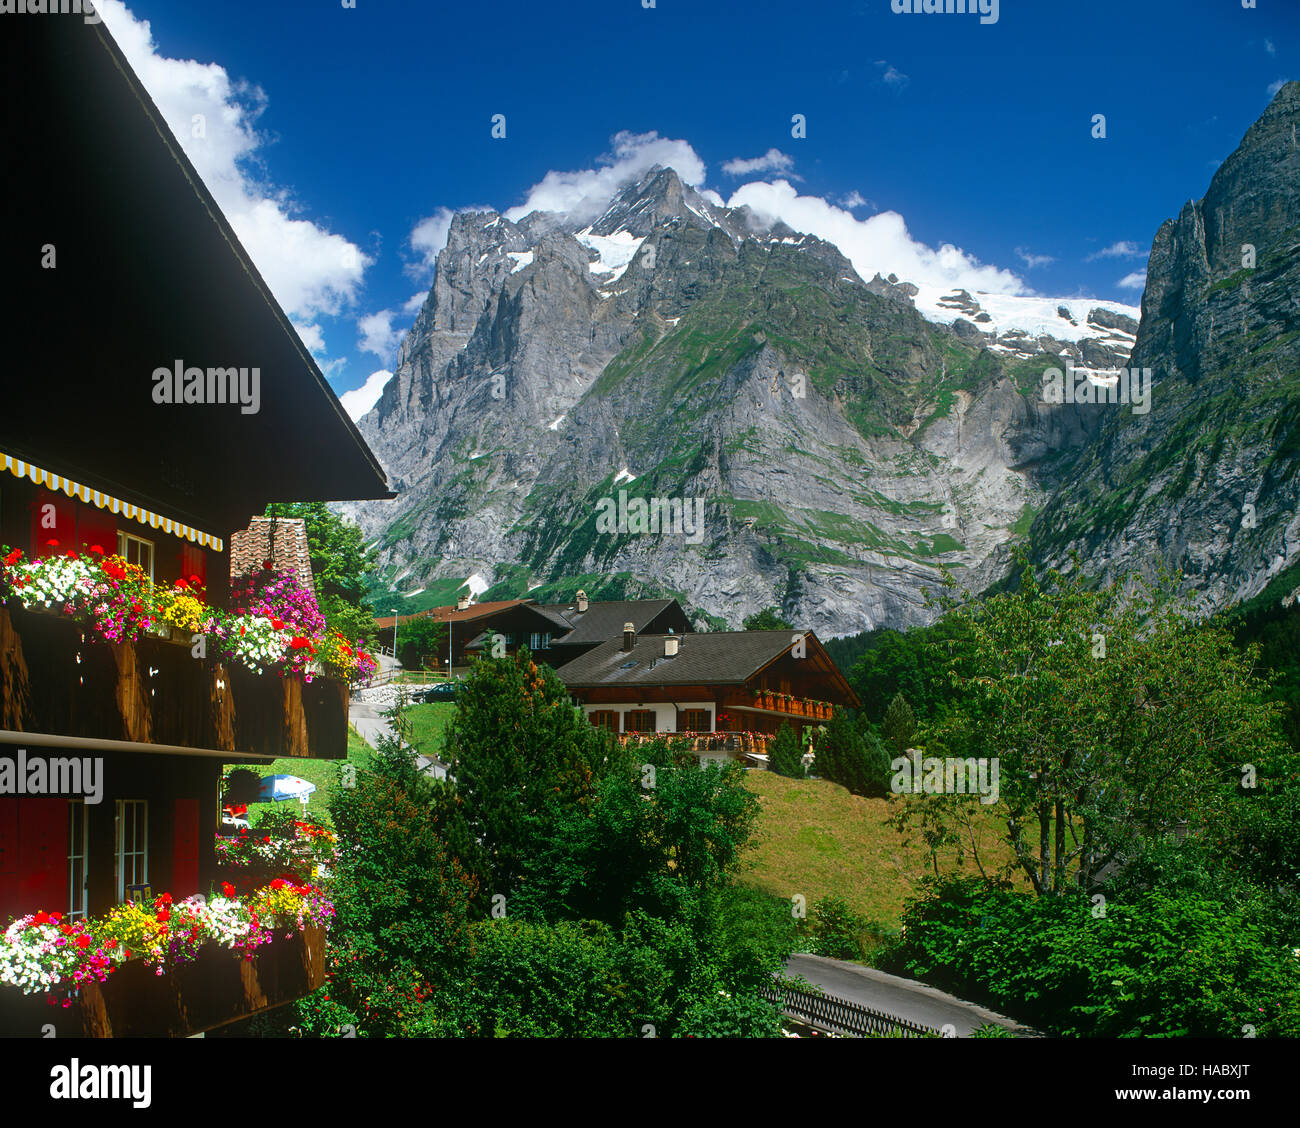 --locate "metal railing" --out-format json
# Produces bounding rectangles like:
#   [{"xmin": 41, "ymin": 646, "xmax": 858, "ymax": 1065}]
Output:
[{"xmin": 760, "ymin": 981, "xmax": 939, "ymax": 1038}]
